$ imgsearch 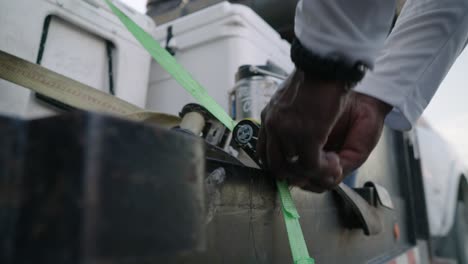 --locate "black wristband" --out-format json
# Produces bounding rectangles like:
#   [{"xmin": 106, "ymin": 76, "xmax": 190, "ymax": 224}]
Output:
[{"xmin": 290, "ymin": 38, "xmax": 367, "ymax": 89}]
